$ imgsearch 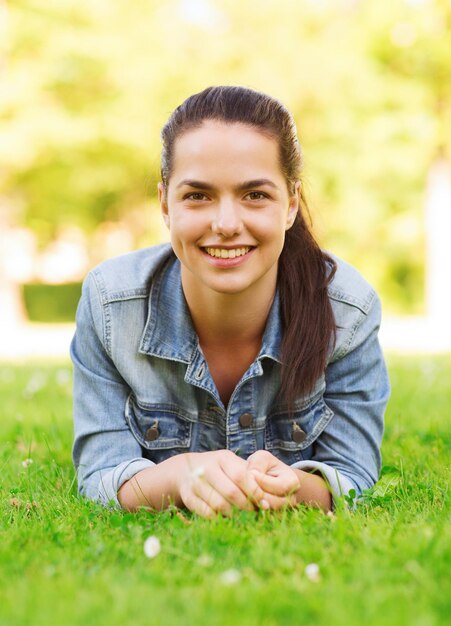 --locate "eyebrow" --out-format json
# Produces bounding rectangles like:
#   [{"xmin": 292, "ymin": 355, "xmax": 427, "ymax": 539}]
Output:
[{"xmin": 175, "ymin": 178, "xmax": 278, "ymax": 191}]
